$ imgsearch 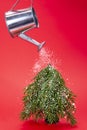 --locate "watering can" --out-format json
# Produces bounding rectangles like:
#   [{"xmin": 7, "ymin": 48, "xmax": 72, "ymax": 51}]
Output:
[{"xmin": 5, "ymin": 0, "xmax": 45, "ymax": 51}]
